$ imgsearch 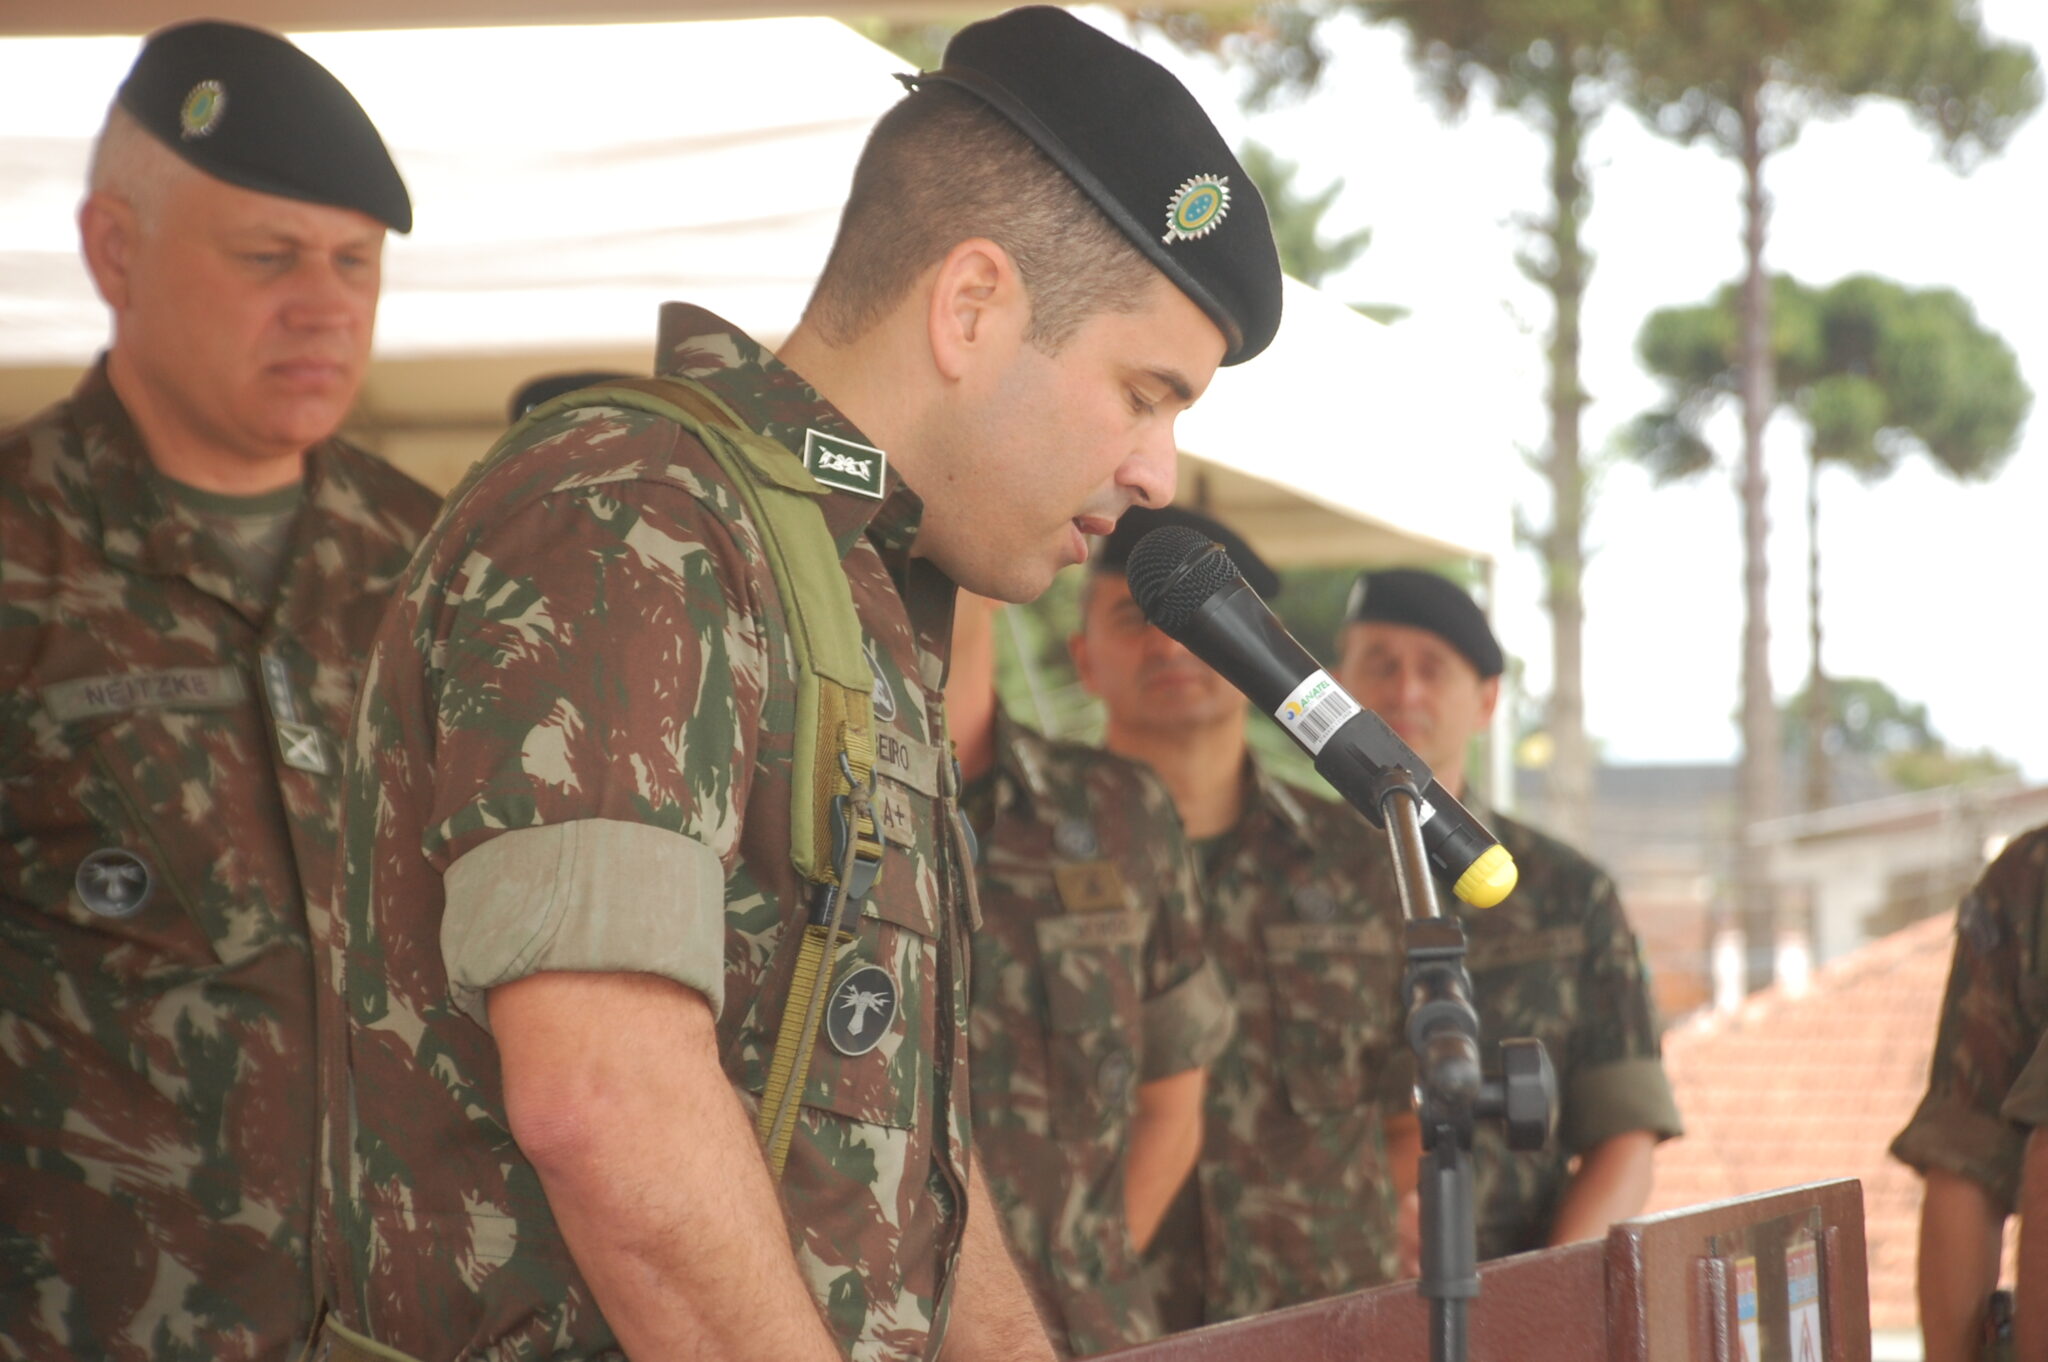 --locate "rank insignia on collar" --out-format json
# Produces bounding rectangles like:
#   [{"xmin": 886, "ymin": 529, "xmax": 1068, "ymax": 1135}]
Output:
[
  {"xmin": 1162, "ymin": 173, "xmax": 1231, "ymax": 244},
  {"xmin": 803, "ymin": 429, "xmax": 888, "ymax": 500},
  {"xmin": 180, "ymin": 80, "xmax": 226, "ymax": 139}
]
